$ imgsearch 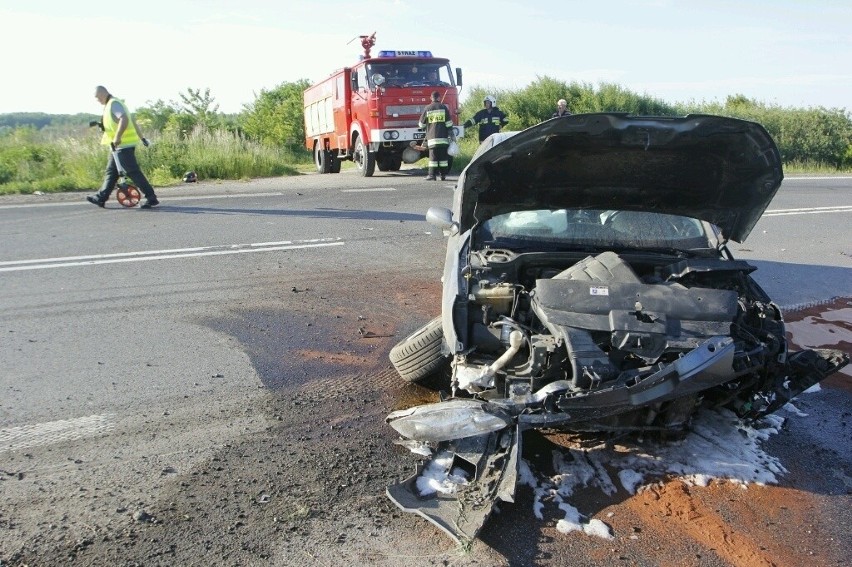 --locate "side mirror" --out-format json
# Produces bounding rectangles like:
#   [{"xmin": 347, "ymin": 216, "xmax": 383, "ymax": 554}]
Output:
[
  {"xmin": 351, "ymin": 74, "xmax": 359, "ymax": 91},
  {"xmin": 455, "ymin": 68, "xmax": 463, "ymax": 87},
  {"xmin": 426, "ymin": 207, "xmax": 457, "ymax": 236}
]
